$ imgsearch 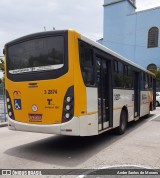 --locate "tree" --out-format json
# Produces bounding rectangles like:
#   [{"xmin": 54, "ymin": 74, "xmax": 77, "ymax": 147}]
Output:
[
  {"xmin": 0, "ymin": 58, "xmax": 4, "ymax": 83},
  {"xmin": 155, "ymin": 69, "xmax": 160, "ymax": 84},
  {"xmin": 0, "ymin": 58, "xmax": 4, "ymax": 72}
]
